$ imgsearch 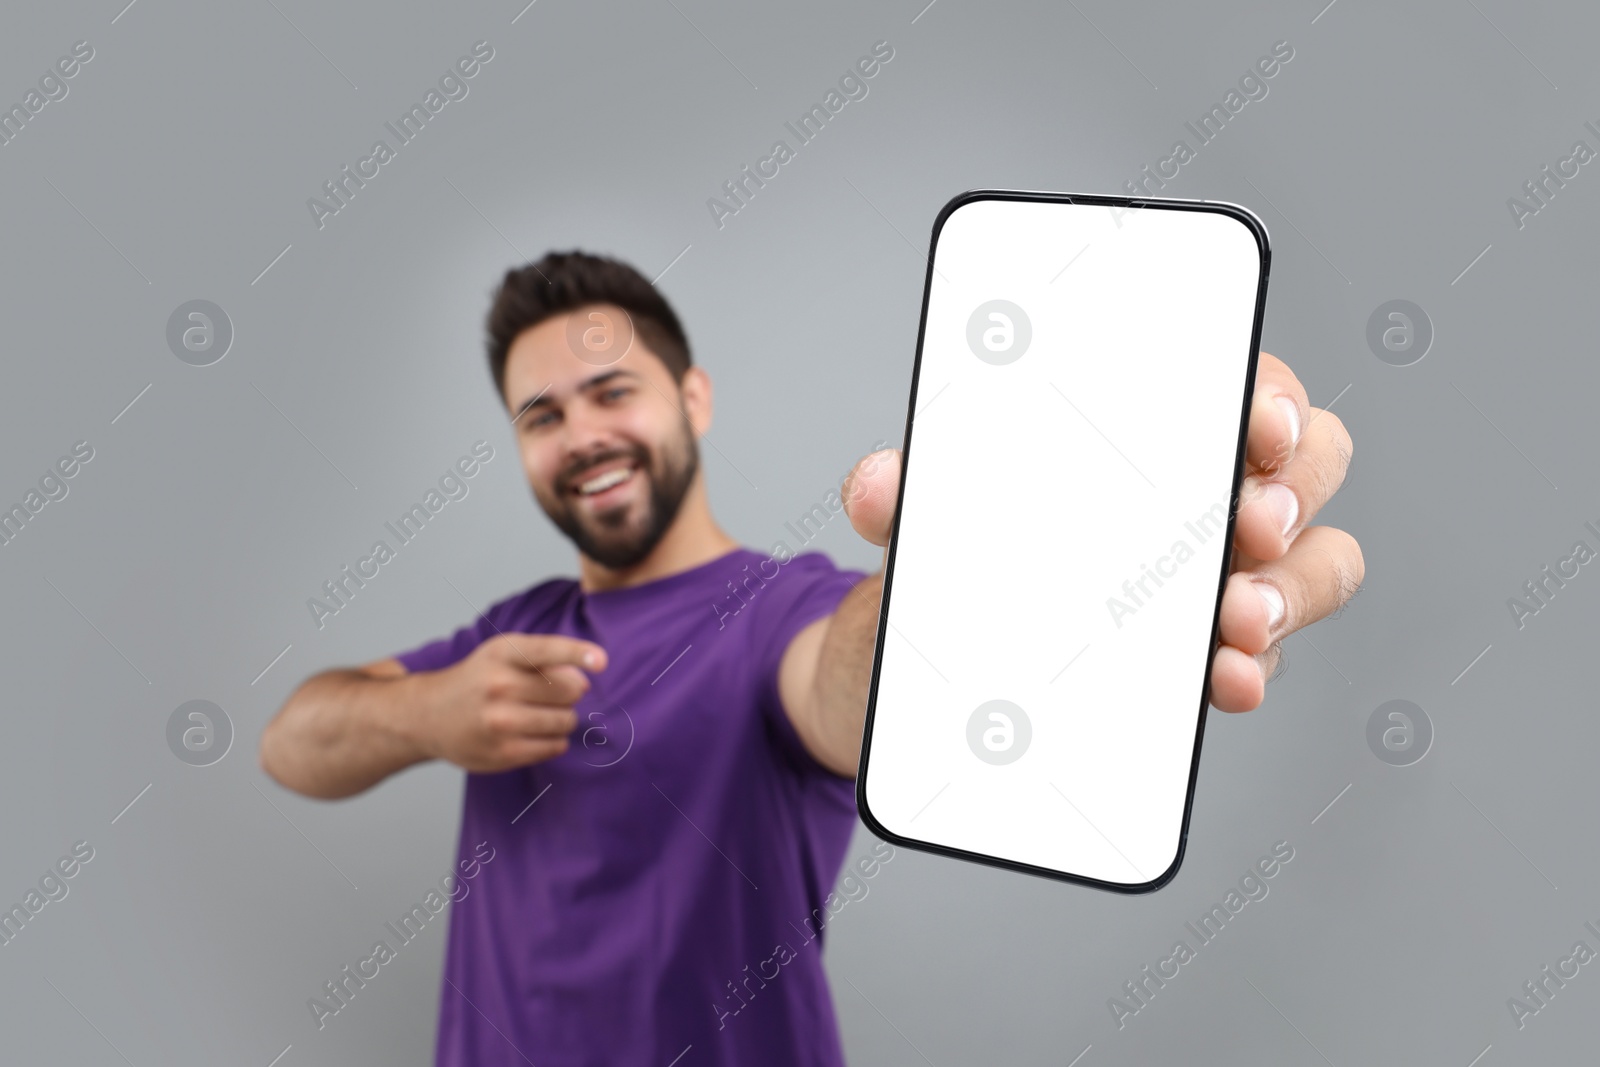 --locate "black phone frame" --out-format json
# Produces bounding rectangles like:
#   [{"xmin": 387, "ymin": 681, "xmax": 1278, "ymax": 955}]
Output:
[{"xmin": 854, "ymin": 188, "xmax": 1272, "ymax": 894}]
